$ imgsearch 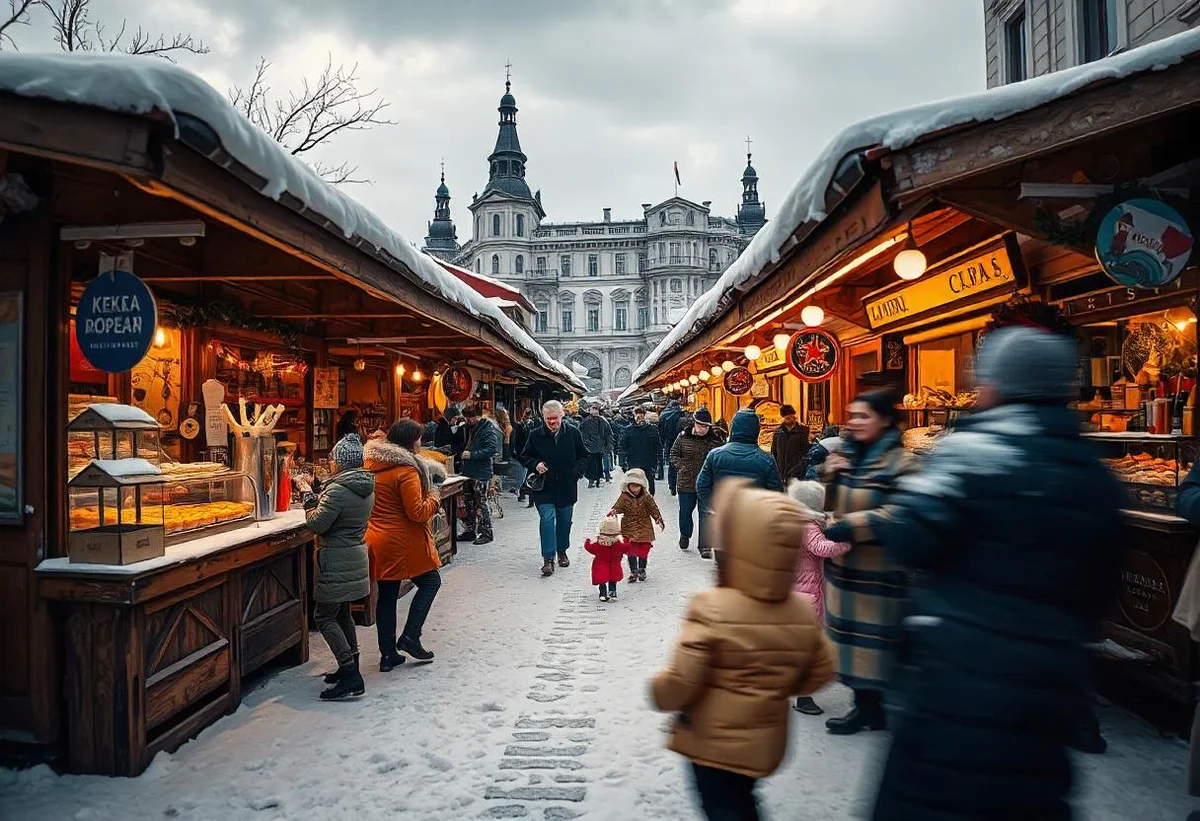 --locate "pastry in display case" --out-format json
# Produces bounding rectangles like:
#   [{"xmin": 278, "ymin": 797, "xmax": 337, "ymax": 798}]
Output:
[
  {"xmin": 1086, "ymin": 433, "xmax": 1197, "ymax": 512},
  {"xmin": 67, "ymin": 403, "xmax": 163, "ymax": 479},
  {"xmin": 67, "ymin": 458, "xmax": 166, "ymax": 564}
]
